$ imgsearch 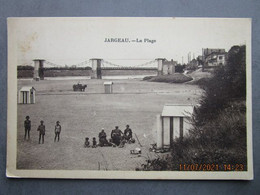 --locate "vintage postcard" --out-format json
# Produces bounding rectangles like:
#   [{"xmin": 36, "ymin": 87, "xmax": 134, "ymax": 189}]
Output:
[{"xmin": 7, "ymin": 17, "xmax": 253, "ymax": 179}]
